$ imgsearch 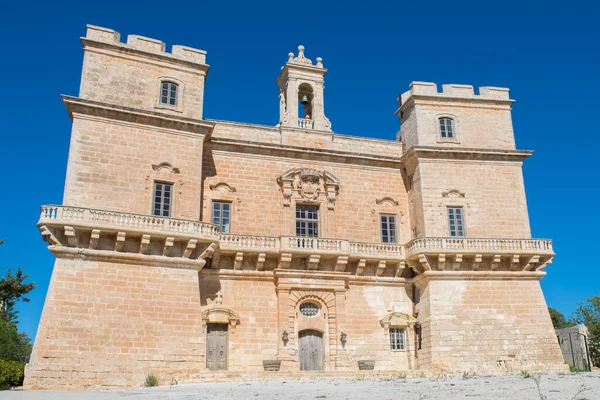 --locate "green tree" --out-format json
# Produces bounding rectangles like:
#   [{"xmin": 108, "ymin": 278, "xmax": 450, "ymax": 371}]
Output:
[
  {"xmin": 0, "ymin": 316, "xmax": 32, "ymax": 363},
  {"xmin": 570, "ymin": 295, "xmax": 600, "ymax": 368},
  {"xmin": 548, "ymin": 307, "xmax": 571, "ymax": 329},
  {"xmin": 0, "ymin": 238, "xmax": 36, "ymax": 363}
]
